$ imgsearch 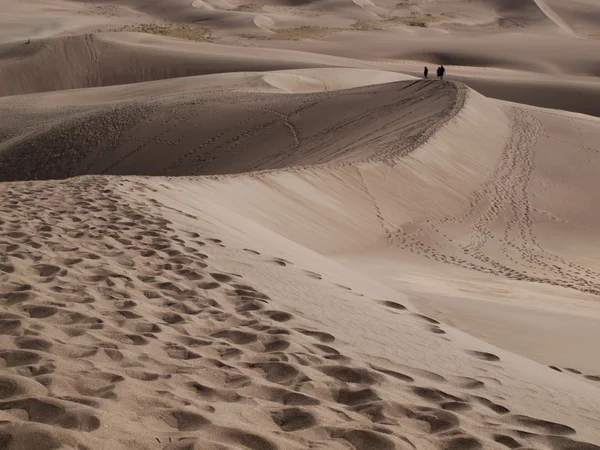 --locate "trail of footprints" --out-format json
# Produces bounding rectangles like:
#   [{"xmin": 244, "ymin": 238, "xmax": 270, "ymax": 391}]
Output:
[
  {"xmin": 1, "ymin": 178, "xmax": 599, "ymax": 449},
  {"xmin": 390, "ymin": 109, "xmax": 600, "ymax": 297},
  {"xmin": 549, "ymin": 366, "xmax": 600, "ymax": 384}
]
